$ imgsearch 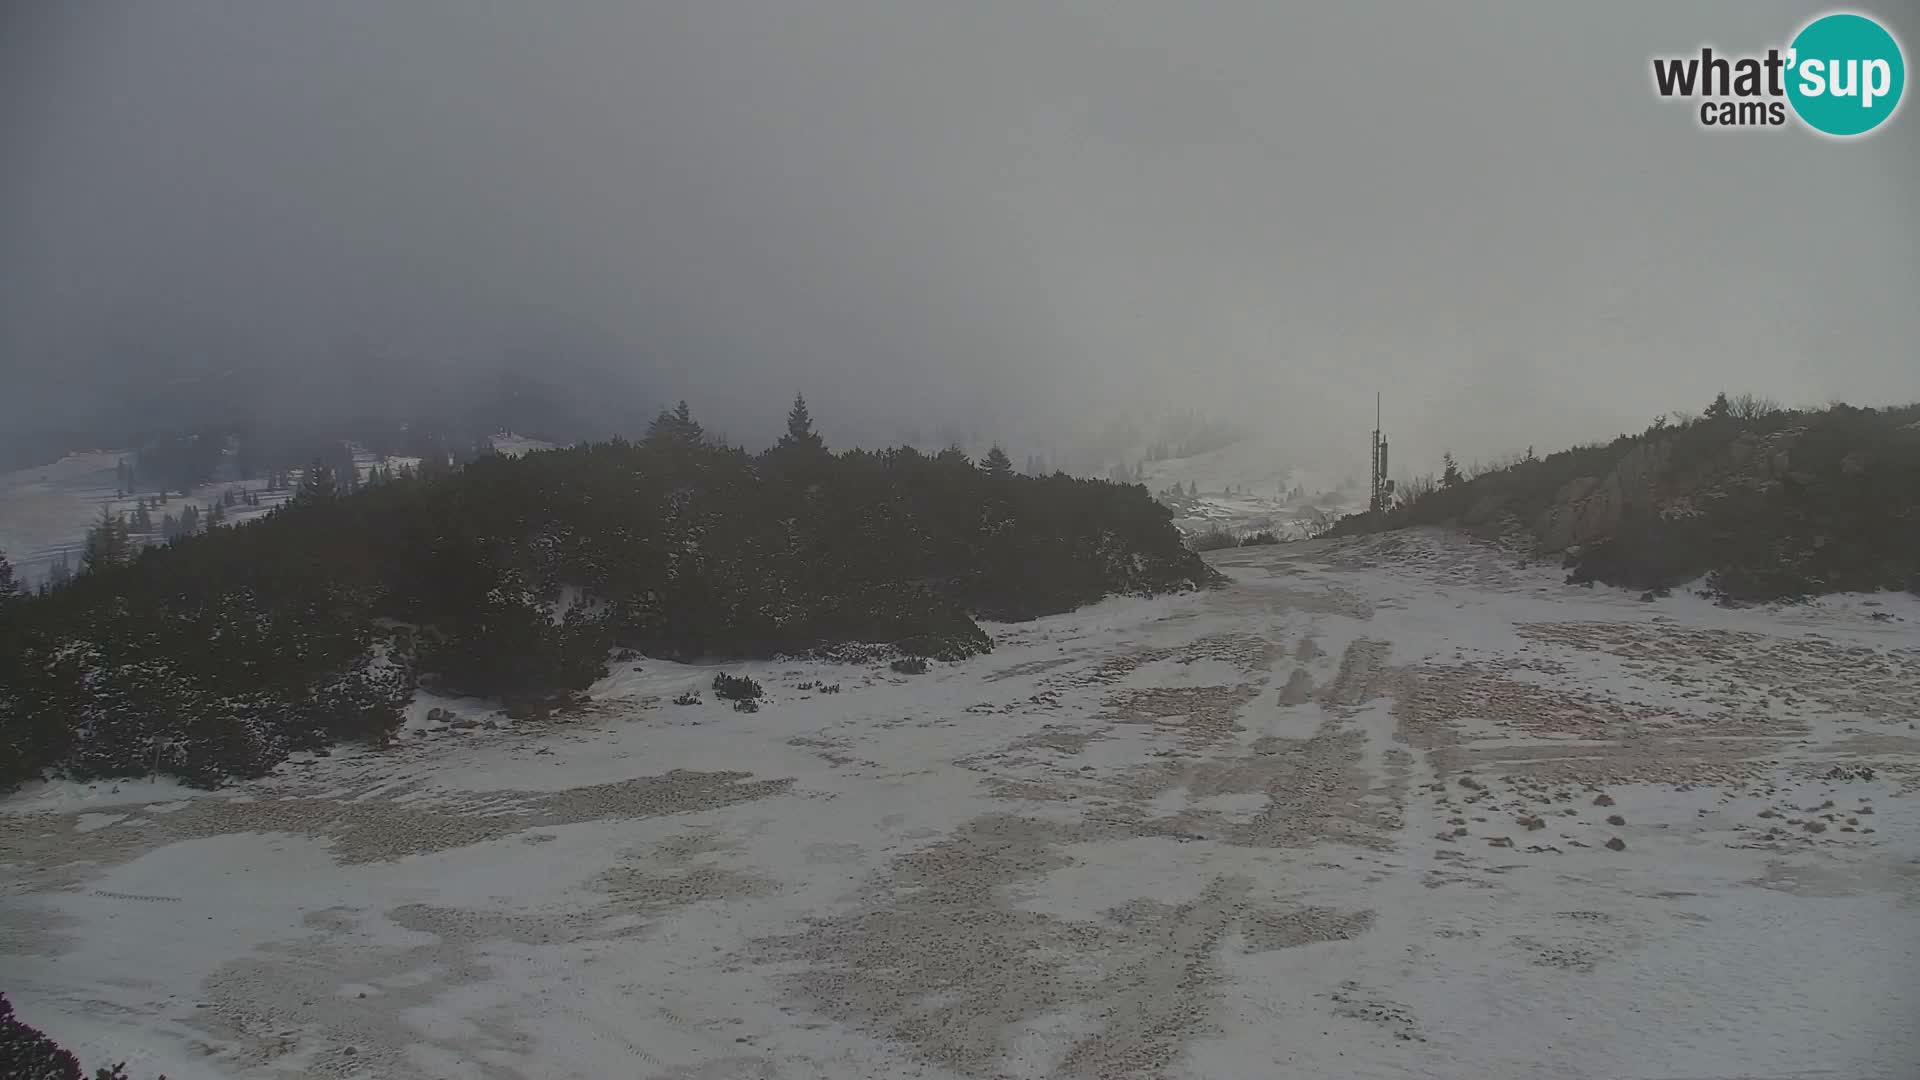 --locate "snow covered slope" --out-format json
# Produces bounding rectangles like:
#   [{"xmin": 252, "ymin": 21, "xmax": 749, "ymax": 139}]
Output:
[
  {"xmin": 0, "ymin": 446, "xmax": 408, "ymax": 586},
  {"xmin": 1112, "ymin": 433, "xmax": 1366, "ymax": 539},
  {"xmin": 487, "ymin": 432, "xmax": 559, "ymax": 457},
  {"xmin": 3, "ymin": 530, "xmax": 1916, "ymax": 1079},
  {"xmin": 0, "ymin": 450, "xmax": 125, "ymax": 584},
  {"xmin": 1137, "ymin": 436, "xmax": 1353, "ymax": 506}
]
